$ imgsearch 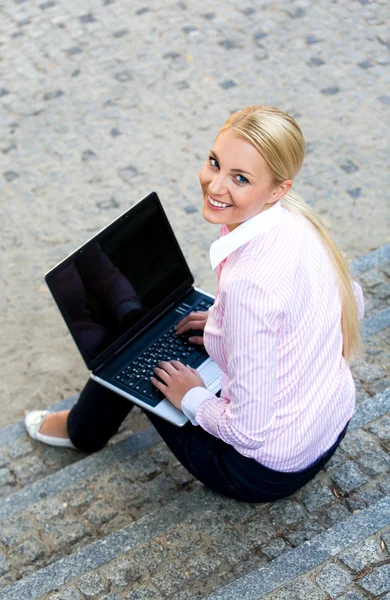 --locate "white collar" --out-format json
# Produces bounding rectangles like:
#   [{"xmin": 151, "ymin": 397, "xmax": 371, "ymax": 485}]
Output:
[{"xmin": 209, "ymin": 201, "xmax": 283, "ymax": 270}]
